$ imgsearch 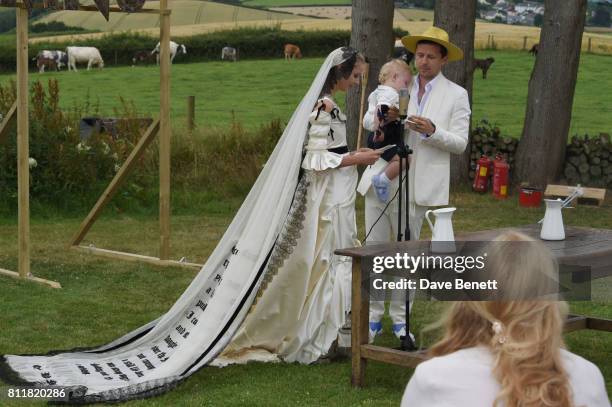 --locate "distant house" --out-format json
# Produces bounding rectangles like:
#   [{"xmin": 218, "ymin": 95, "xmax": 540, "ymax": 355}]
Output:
[
  {"xmin": 506, "ymin": 10, "xmax": 520, "ymax": 24},
  {"xmin": 483, "ymin": 9, "xmax": 507, "ymax": 21},
  {"xmin": 515, "ymin": 1, "xmax": 543, "ymax": 14},
  {"xmin": 495, "ymin": 0, "xmax": 509, "ymax": 8},
  {"xmin": 519, "ymin": 10, "xmax": 537, "ymax": 25}
]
